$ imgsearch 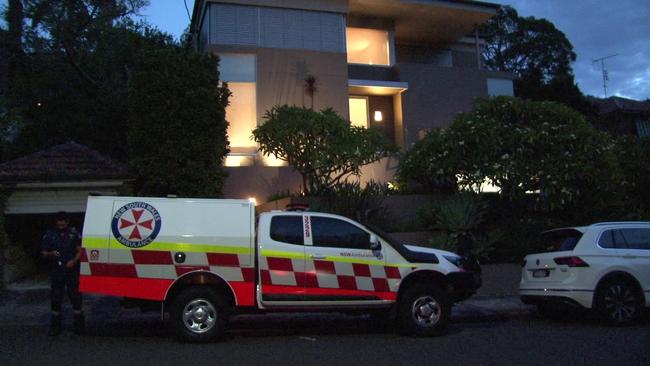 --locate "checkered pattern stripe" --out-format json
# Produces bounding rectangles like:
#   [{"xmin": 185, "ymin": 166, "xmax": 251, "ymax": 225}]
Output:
[
  {"xmin": 259, "ymin": 256, "xmax": 410, "ymax": 293},
  {"xmin": 80, "ymin": 248, "xmax": 254, "ymax": 283}
]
